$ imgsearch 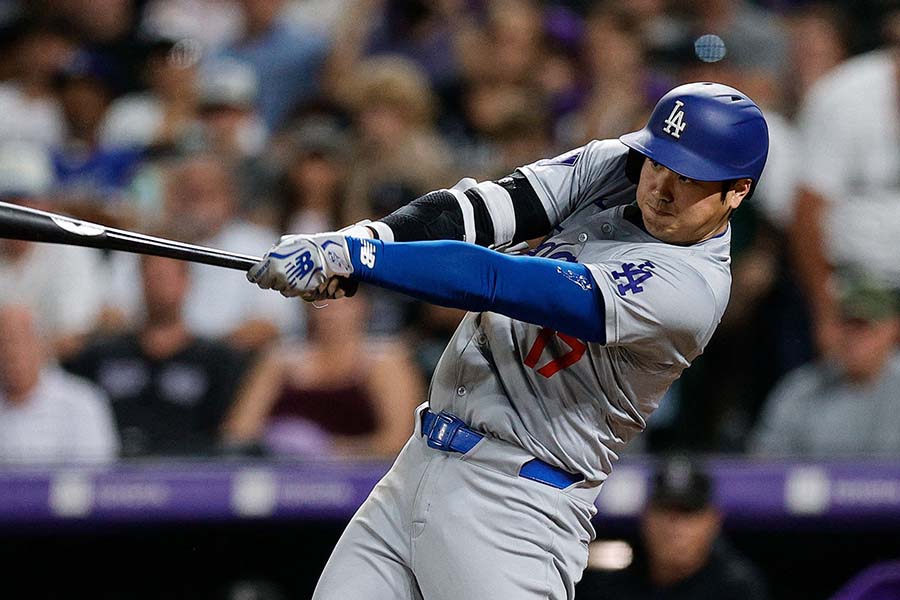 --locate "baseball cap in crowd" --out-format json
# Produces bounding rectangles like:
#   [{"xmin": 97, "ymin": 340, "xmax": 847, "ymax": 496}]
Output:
[
  {"xmin": 290, "ymin": 117, "xmax": 349, "ymax": 161},
  {"xmin": 649, "ymin": 456, "xmax": 713, "ymax": 512},
  {"xmin": 835, "ymin": 271, "xmax": 900, "ymax": 323},
  {"xmin": 199, "ymin": 58, "xmax": 258, "ymax": 109},
  {"xmin": 0, "ymin": 141, "xmax": 54, "ymax": 199}
]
